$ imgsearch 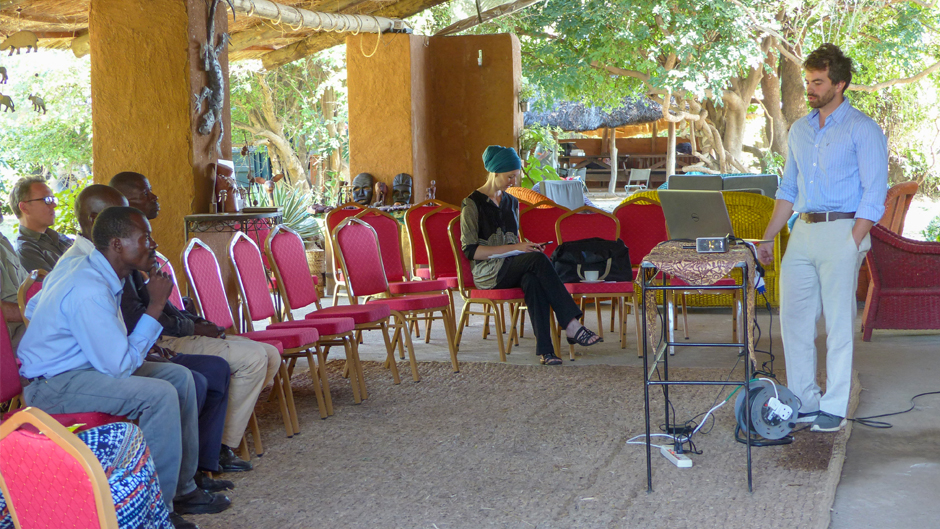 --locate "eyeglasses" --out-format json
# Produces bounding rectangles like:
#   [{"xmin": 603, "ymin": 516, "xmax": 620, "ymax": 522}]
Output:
[{"xmin": 22, "ymin": 196, "xmax": 57, "ymax": 206}]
